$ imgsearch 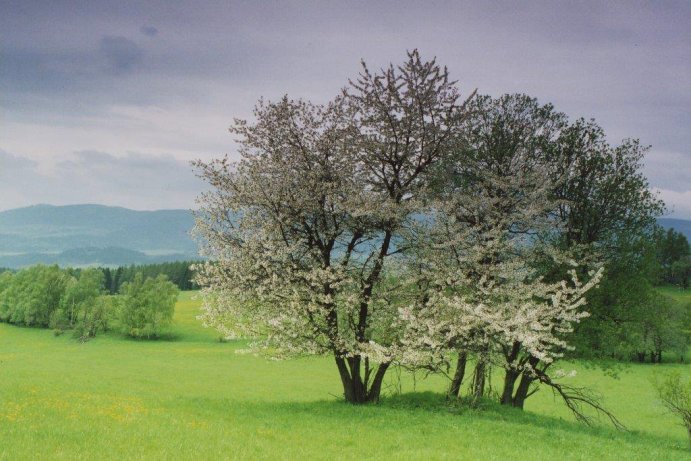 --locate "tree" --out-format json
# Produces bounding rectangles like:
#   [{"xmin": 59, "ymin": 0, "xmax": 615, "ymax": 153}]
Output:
[
  {"xmin": 0, "ymin": 265, "xmax": 69, "ymax": 327},
  {"xmin": 655, "ymin": 228, "xmax": 690, "ymax": 288},
  {"xmin": 193, "ymin": 51, "xmax": 475, "ymax": 403},
  {"xmin": 548, "ymin": 117, "xmax": 667, "ymax": 360},
  {"xmin": 553, "ymin": 119, "xmax": 664, "ymax": 250},
  {"xmin": 670, "ymin": 258, "xmax": 691, "ymax": 290},
  {"xmin": 52, "ymin": 268, "xmax": 105, "ymax": 330},
  {"xmin": 118, "ymin": 273, "xmax": 178, "ymax": 339},
  {"xmin": 655, "ymin": 372, "xmax": 691, "ymax": 444},
  {"xmin": 73, "ymin": 295, "xmax": 114, "ymax": 341},
  {"xmin": 397, "ymin": 94, "xmax": 608, "ymax": 413}
]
